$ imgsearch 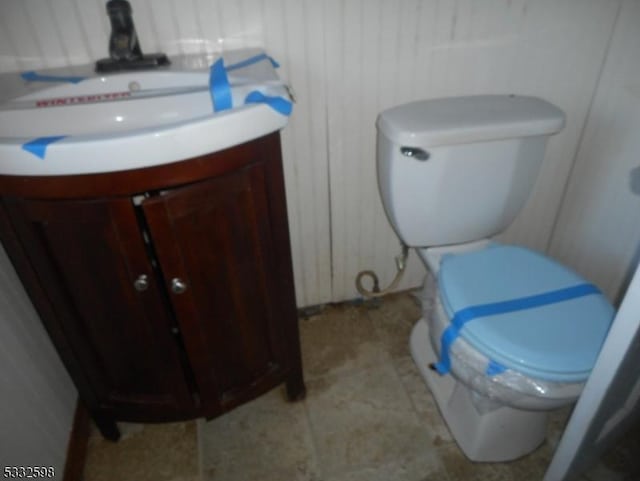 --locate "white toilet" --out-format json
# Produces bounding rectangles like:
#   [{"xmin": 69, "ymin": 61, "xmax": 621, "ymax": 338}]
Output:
[{"xmin": 376, "ymin": 95, "xmax": 615, "ymax": 462}]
